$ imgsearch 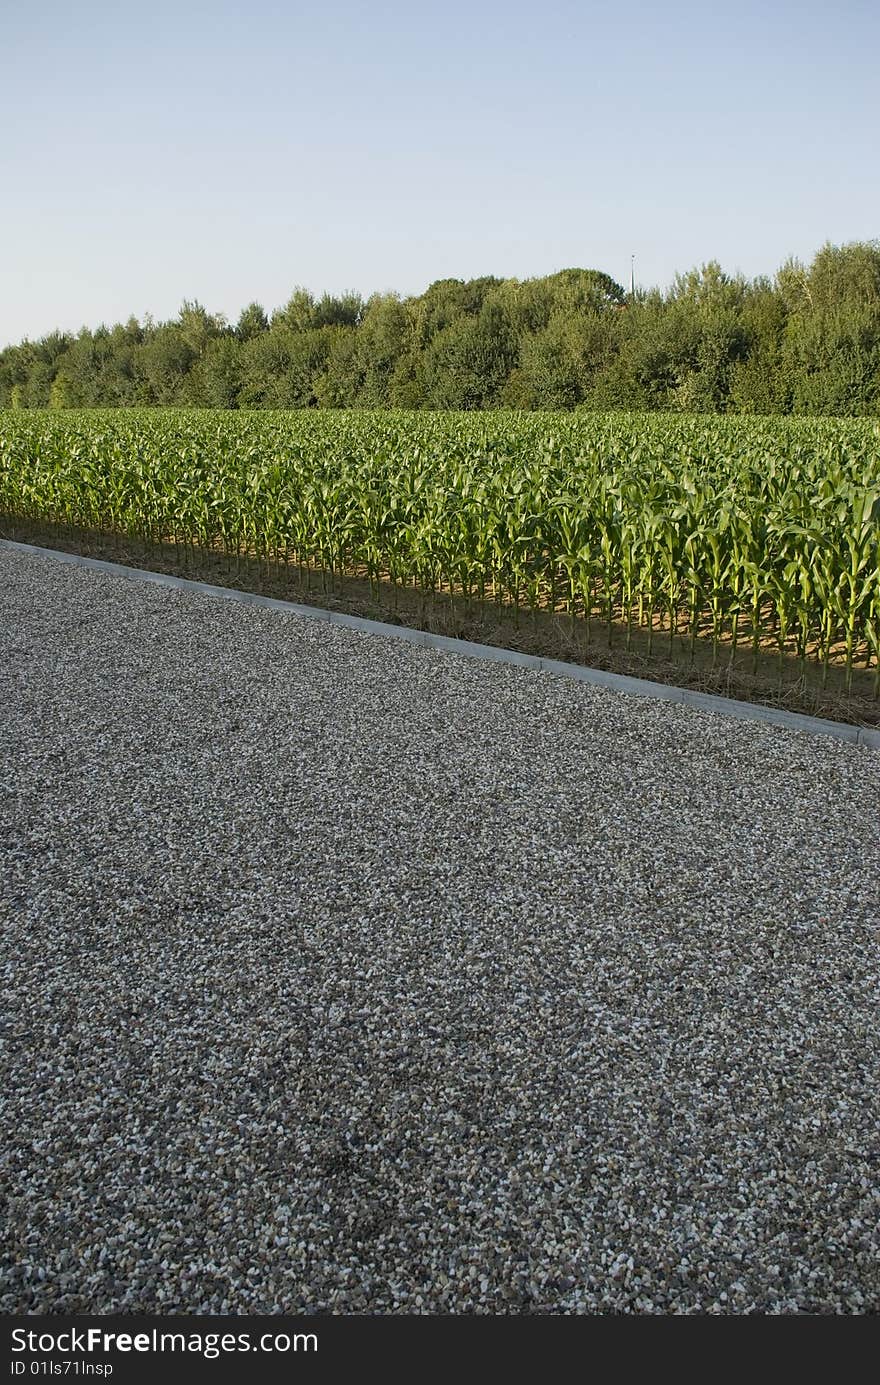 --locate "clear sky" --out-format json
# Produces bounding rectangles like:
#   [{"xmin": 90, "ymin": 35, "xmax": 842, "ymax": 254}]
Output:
[{"xmin": 2, "ymin": 0, "xmax": 877, "ymax": 347}]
